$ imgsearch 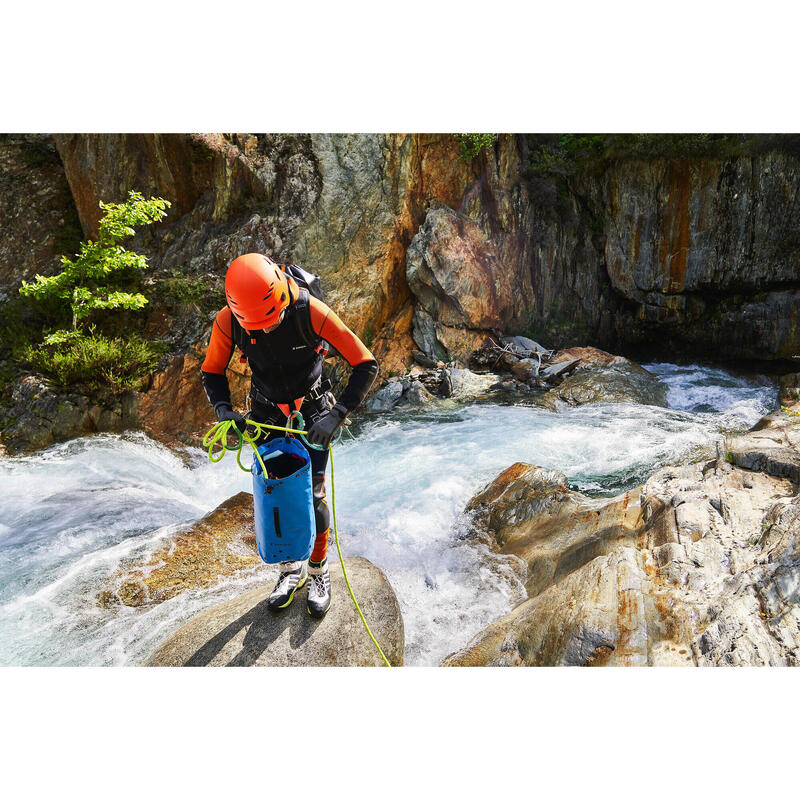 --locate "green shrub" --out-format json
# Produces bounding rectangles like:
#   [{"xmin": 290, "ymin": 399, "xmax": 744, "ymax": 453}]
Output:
[
  {"xmin": 16, "ymin": 190, "xmax": 171, "ymax": 395},
  {"xmin": 454, "ymin": 134, "xmax": 497, "ymax": 162},
  {"xmin": 22, "ymin": 332, "xmax": 166, "ymax": 393},
  {"xmin": 20, "ymin": 190, "xmax": 170, "ymax": 330}
]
